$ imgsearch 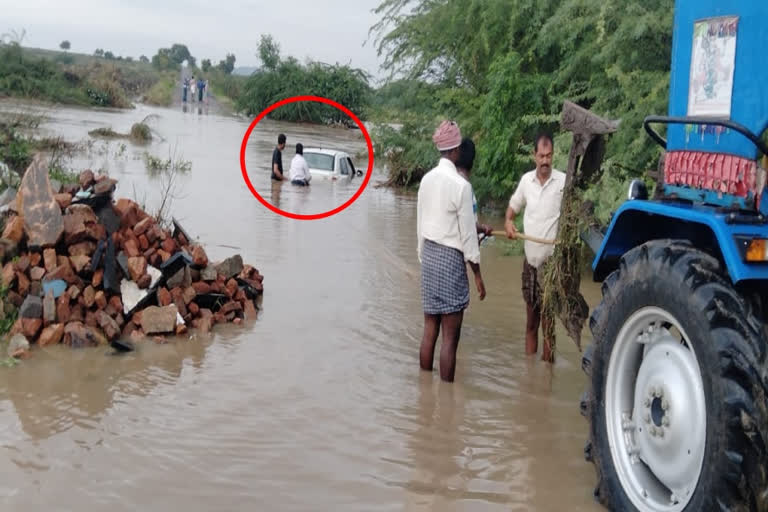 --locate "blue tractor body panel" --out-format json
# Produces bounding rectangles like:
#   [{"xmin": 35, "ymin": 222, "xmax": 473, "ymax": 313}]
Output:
[
  {"xmin": 592, "ymin": 1, "xmax": 768, "ymax": 283},
  {"xmin": 668, "ymin": 1, "xmax": 768, "ymax": 159},
  {"xmin": 591, "ymin": 200, "xmax": 768, "ymax": 285}
]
